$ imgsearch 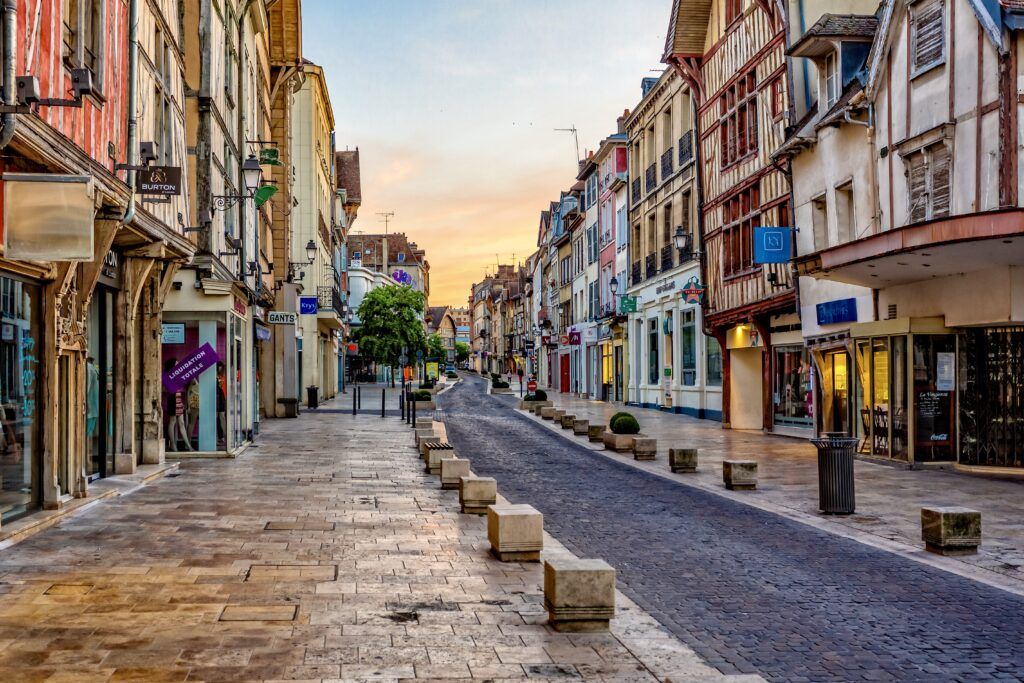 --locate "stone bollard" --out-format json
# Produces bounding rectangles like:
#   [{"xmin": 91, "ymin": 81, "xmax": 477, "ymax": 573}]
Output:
[
  {"xmin": 533, "ymin": 404, "xmax": 546, "ymax": 416},
  {"xmin": 588, "ymin": 424, "xmax": 606, "ymax": 442},
  {"xmin": 487, "ymin": 504, "xmax": 543, "ymax": 562},
  {"xmin": 552, "ymin": 409, "xmax": 566, "ymax": 422},
  {"xmin": 414, "ymin": 428, "xmax": 436, "ymax": 447},
  {"xmin": 415, "ymin": 418, "xmax": 433, "ymax": 430},
  {"xmin": 921, "ymin": 507, "xmax": 982, "ymax": 556},
  {"xmin": 440, "ymin": 457, "xmax": 471, "ymax": 490},
  {"xmin": 632, "ymin": 437, "xmax": 657, "ymax": 461},
  {"xmin": 560, "ymin": 414, "xmax": 576, "ymax": 430},
  {"xmin": 723, "ymin": 460, "xmax": 758, "ymax": 490},
  {"xmin": 426, "ymin": 449, "xmax": 454, "ymax": 476},
  {"xmin": 460, "ymin": 476, "xmax": 497, "ymax": 515},
  {"xmin": 543, "ymin": 558, "xmax": 616, "ymax": 633},
  {"xmin": 540, "ymin": 407, "xmax": 556, "ymax": 420},
  {"xmin": 669, "ymin": 448, "xmax": 698, "ymax": 473},
  {"xmin": 572, "ymin": 419, "xmax": 590, "ymax": 436}
]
